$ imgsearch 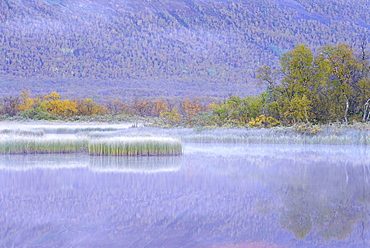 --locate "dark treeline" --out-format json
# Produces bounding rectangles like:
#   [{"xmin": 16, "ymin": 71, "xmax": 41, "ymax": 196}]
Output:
[{"xmin": 0, "ymin": 0, "xmax": 369, "ymax": 99}]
